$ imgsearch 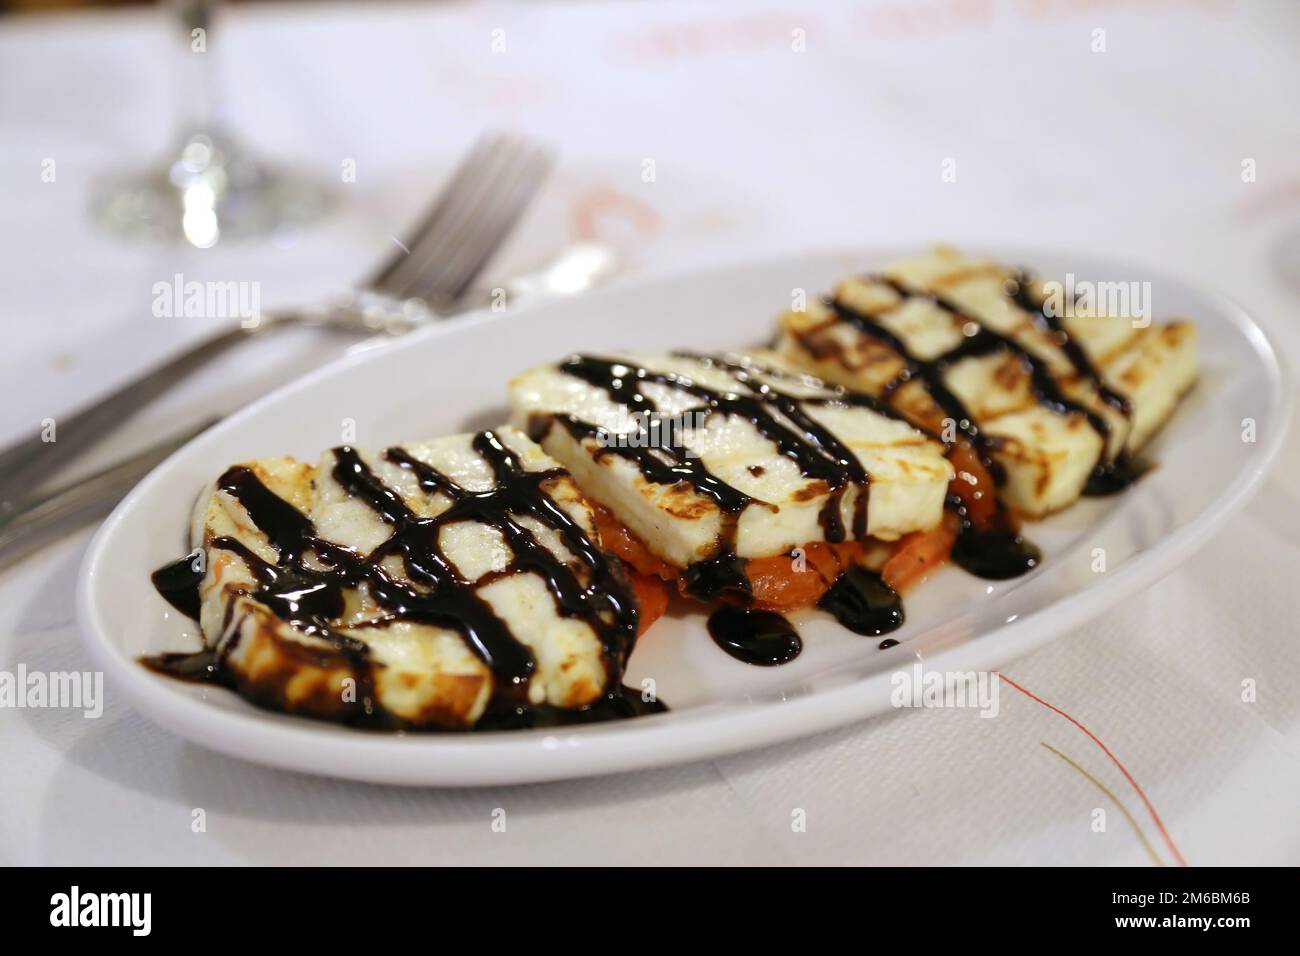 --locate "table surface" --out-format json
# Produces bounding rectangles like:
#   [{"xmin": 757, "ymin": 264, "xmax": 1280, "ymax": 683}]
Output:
[{"xmin": 2, "ymin": 0, "xmax": 1298, "ymax": 866}]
